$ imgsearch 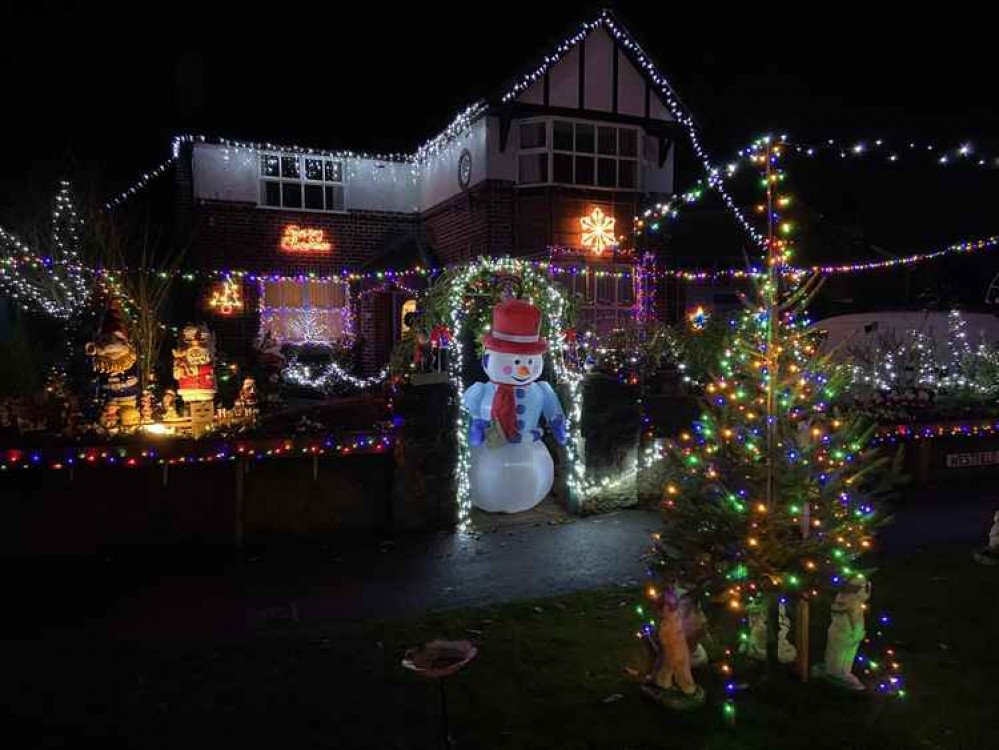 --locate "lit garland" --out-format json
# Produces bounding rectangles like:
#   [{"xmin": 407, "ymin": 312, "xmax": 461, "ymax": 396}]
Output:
[
  {"xmin": 282, "ymin": 359, "xmax": 389, "ymax": 391},
  {"xmin": 769, "ymin": 136, "xmax": 999, "ymax": 169},
  {"xmin": 0, "ymin": 431, "xmax": 395, "ymax": 472},
  {"xmin": 104, "ymin": 101, "xmax": 488, "ymax": 212}
]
